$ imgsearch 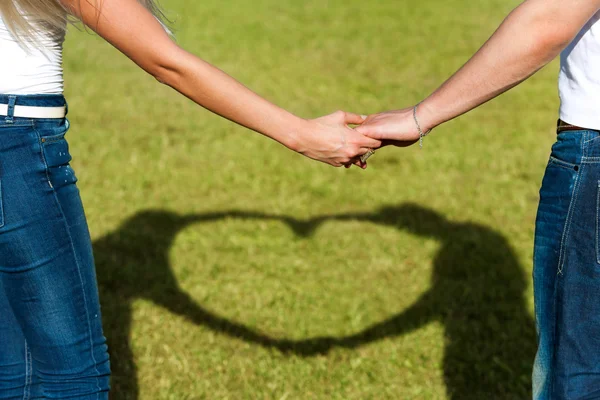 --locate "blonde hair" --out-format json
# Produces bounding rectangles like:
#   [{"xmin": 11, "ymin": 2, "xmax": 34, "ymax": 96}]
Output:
[{"xmin": 0, "ymin": 0, "xmax": 169, "ymax": 46}]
